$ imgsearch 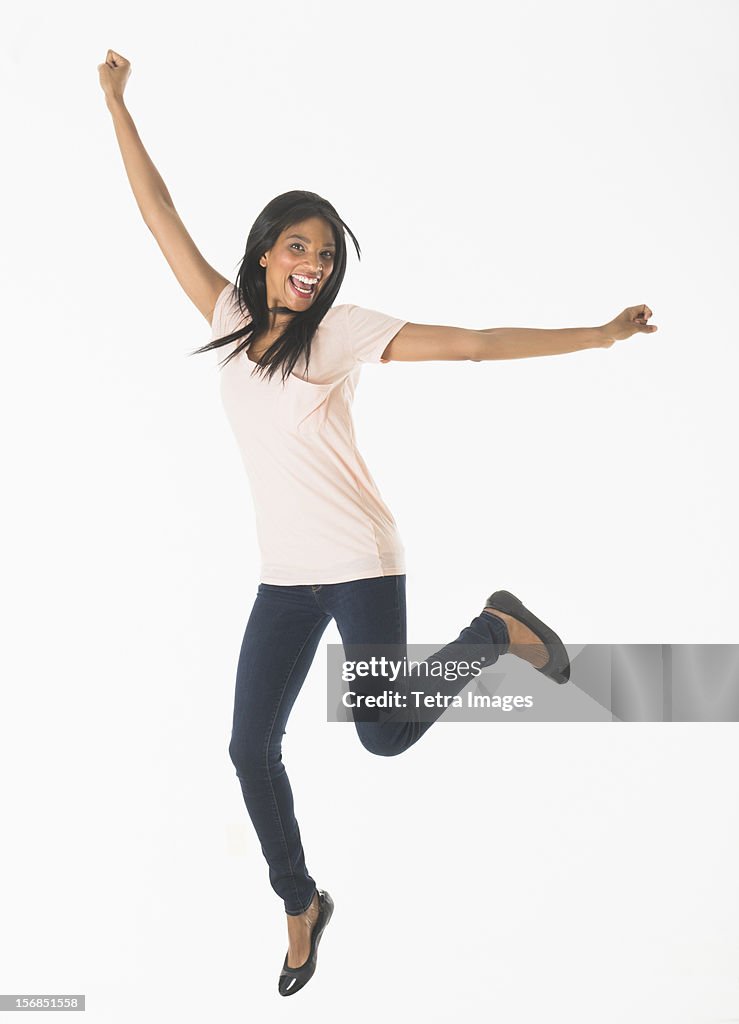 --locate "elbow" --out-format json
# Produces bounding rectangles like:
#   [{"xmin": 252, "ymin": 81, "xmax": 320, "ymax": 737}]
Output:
[{"xmin": 467, "ymin": 329, "xmax": 488, "ymax": 362}]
